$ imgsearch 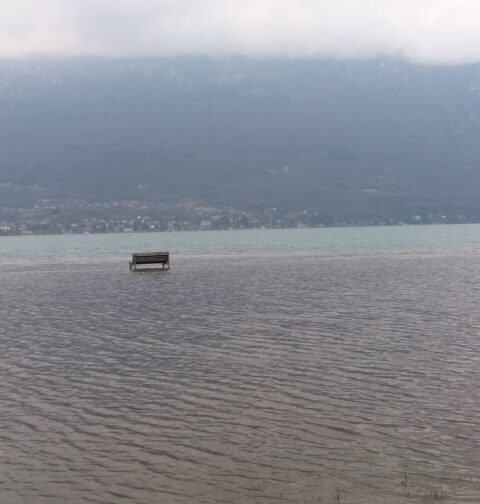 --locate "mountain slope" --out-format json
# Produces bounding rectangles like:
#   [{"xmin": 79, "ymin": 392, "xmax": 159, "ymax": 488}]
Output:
[{"xmin": 1, "ymin": 58, "xmax": 480, "ymax": 219}]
